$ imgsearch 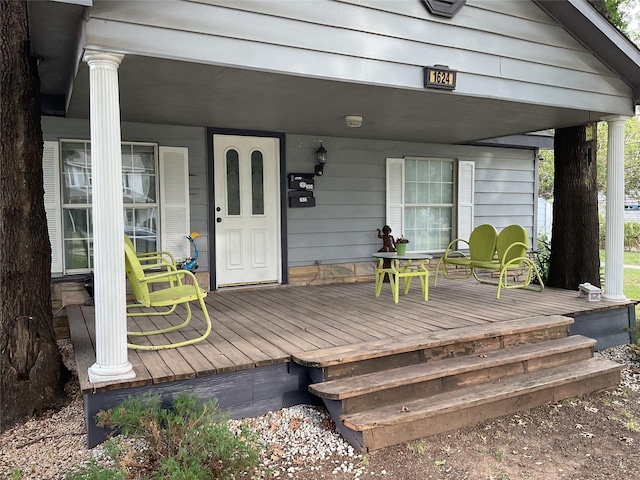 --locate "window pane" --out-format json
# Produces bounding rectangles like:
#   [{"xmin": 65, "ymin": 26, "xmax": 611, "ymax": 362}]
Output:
[
  {"xmin": 251, "ymin": 151, "xmax": 265, "ymax": 215},
  {"xmin": 62, "ymin": 142, "xmax": 91, "ymax": 204},
  {"xmin": 226, "ymin": 149, "xmax": 240, "ymax": 215},
  {"xmin": 405, "ymin": 182, "xmax": 417, "ymax": 204},
  {"xmin": 429, "ymin": 184, "xmax": 442, "ymax": 203},
  {"xmin": 417, "ymin": 160, "xmax": 431, "ymax": 182},
  {"xmin": 430, "ymin": 161, "xmax": 443, "ymax": 182},
  {"xmin": 416, "ymin": 183, "xmax": 430, "ymax": 203},
  {"xmin": 123, "ymin": 145, "xmax": 156, "ymax": 204},
  {"xmin": 124, "ymin": 207, "xmax": 157, "ymax": 253},
  {"xmin": 405, "ymin": 158, "xmax": 417, "ymax": 181},
  {"xmin": 442, "ymin": 183, "xmax": 453, "ymax": 203},
  {"xmin": 442, "ymin": 162, "xmax": 454, "ymax": 182},
  {"xmin": 63, "ymin": 208, "xmax": 92, "ymax": 270}
]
